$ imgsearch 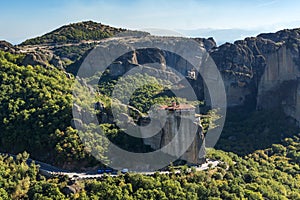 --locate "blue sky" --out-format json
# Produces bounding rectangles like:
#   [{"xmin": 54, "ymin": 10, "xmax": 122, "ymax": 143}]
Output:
[{"xmin": 1, "ymin": 0, "xmax": 300, "ymax": 44}]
